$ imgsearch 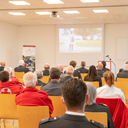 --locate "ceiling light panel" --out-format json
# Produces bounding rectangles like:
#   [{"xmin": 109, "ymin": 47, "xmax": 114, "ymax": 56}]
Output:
[
  {"xmin": 63, "ymin": 11, "xmax": 80, "ymax": 14},
  {"xmin": 9, "ymin": 12, "xmax": 26, "ymax": 15},
  {"xmin": 35, "ymin": 12, "xmax": 51, "ymax": 15},
  {"xmin": 93, "ymin": 10, "xmax": 109, "ymax": 13},
  {"xmin": 43, "ymin": 0, "xmax": 64, "ymax": 4},
  {"xmin": 9, "ymin": 1, "xmax": 30, "ymax": 5},
  {"xmin": 80, "ymin": 0, "xmax": 99, "ymax": 3}
]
